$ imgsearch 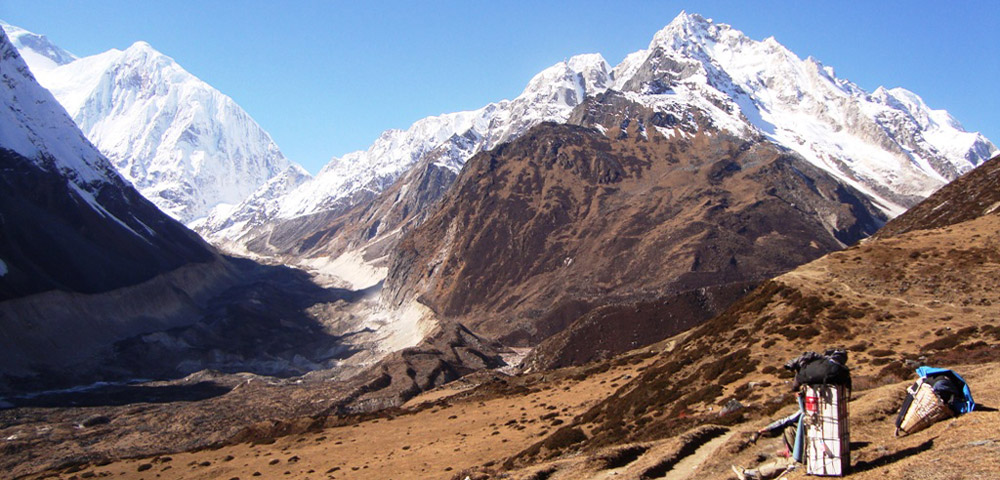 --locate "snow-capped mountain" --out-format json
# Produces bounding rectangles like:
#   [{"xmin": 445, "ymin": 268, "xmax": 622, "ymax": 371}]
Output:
[
  {"xmin": 1, "ymin": 21, "xmax": 296, "ymax": 223},
  {"xmin": 202, "ymin": 12, "xmax": 993, "ymax": 262},
  {"xmin": 199, "ymin": 54, "xmax": 611, "ymax": 245},
  {"xmin": 606, "ymin": 12, "xmax": 996, "ymax": 214},
  {"xmin": 0, "ymin": 26, "xmax": 214, "ymax": 299}
]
